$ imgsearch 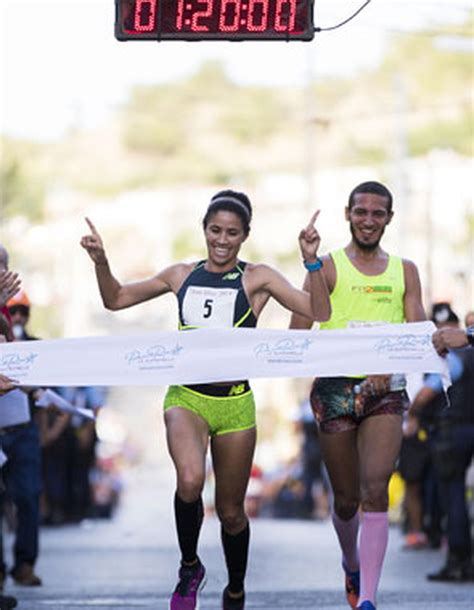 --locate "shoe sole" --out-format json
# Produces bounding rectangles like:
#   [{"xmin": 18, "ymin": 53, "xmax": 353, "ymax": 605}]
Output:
[{"xmin": 168, "ymin": 576, "xmax": 207, "ymax": 610}]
